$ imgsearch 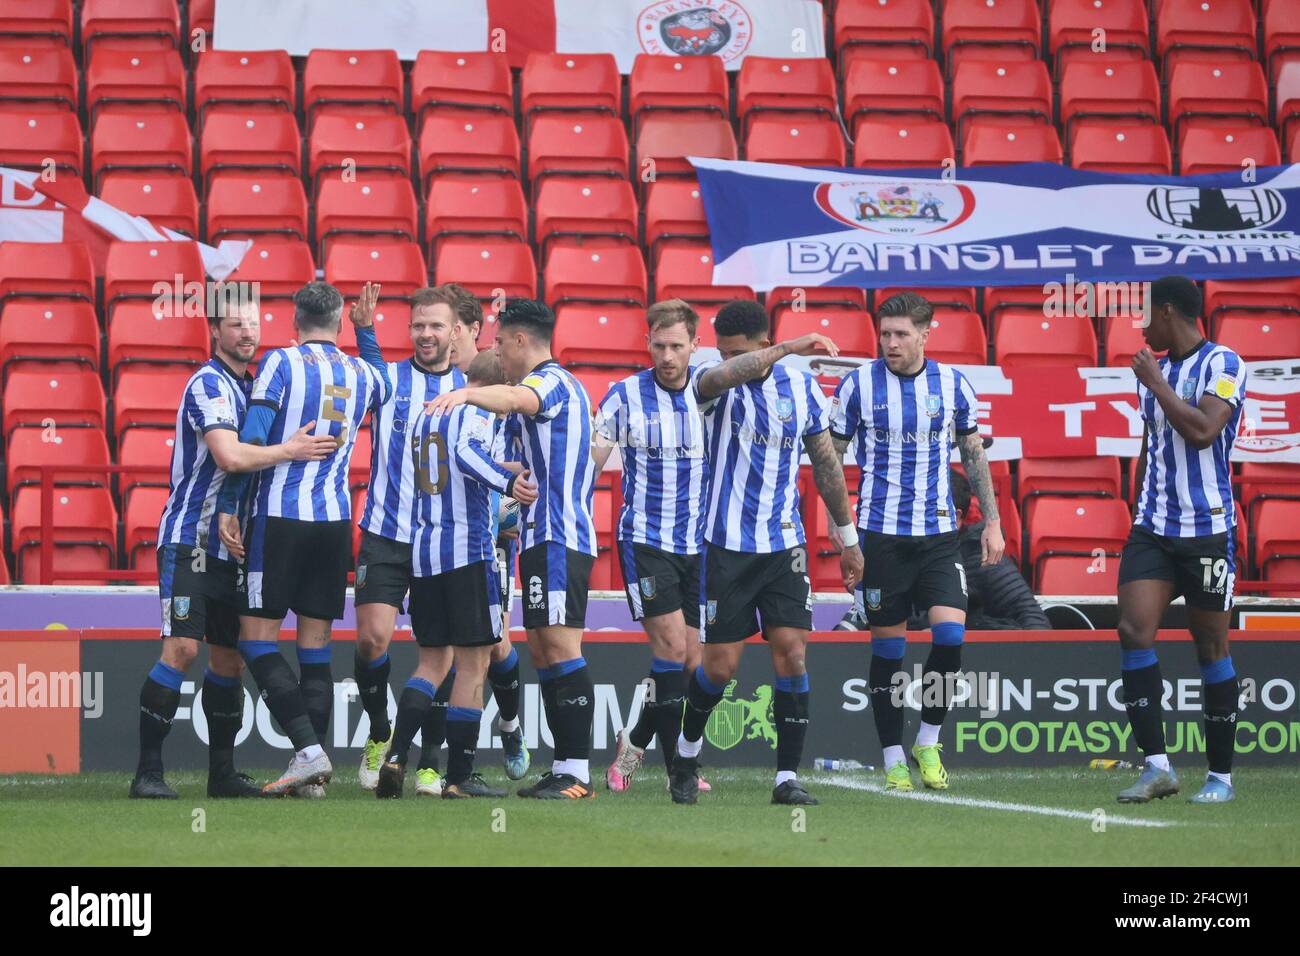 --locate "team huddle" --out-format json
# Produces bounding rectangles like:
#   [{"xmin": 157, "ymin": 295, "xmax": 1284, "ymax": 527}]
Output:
[{"xmin": 131, "ymin": 272, "xmax": 1247, "ymax": 807}]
